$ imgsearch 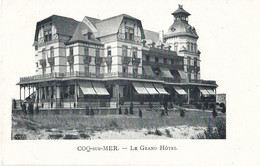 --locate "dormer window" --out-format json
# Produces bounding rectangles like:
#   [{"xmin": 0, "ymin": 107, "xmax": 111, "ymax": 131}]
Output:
[
  {"xmin": 69, "ymin": 47, "xmax": 73, "ymax": 56},
  {"xmin": 44, "ymin": 28, "xmax": 52, "ymax": 42},
  {"xmin": 132, "ymin": 47, "xmax": 137, "ymax": 59},
  {"xmin": 42, "ymin": 49, "xmax": 46, "ymax": 59},
  {"xmin": 50, "ymin": 47, "xmax": 54, "ymax": 57},
  {"xmin": 125, "ymin": 27, "xmax": 134, "ymax": 40},
  {"xmin": 107, "ymin": 46, "xmax": 111, "ymax": 56}
]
